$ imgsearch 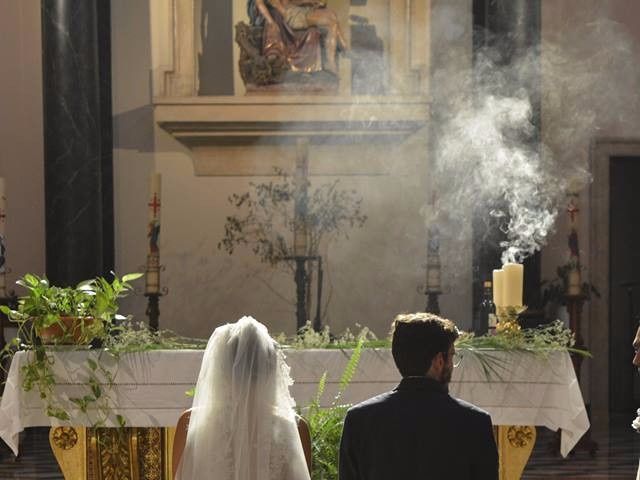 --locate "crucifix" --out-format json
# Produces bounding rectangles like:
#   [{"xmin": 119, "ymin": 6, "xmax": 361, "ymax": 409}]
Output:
[{"xmin": 286, "ymin": 137, "xmax": 324, "ymax": 332}]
